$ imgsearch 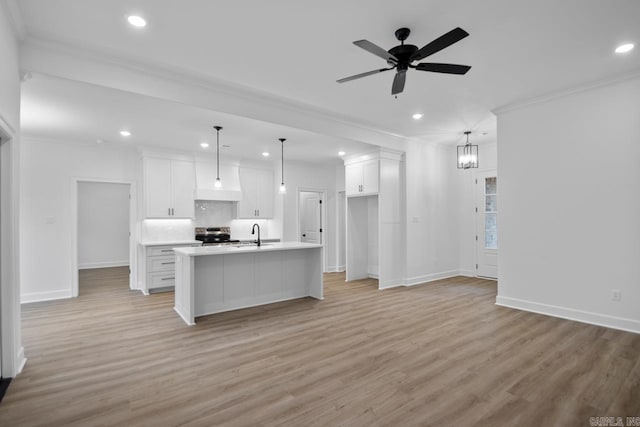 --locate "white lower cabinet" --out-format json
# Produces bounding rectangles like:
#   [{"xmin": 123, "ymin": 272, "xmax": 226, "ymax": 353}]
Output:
[{"xmin": 140, "ymin": 243, "xmax": 199, "ymax": 294}]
